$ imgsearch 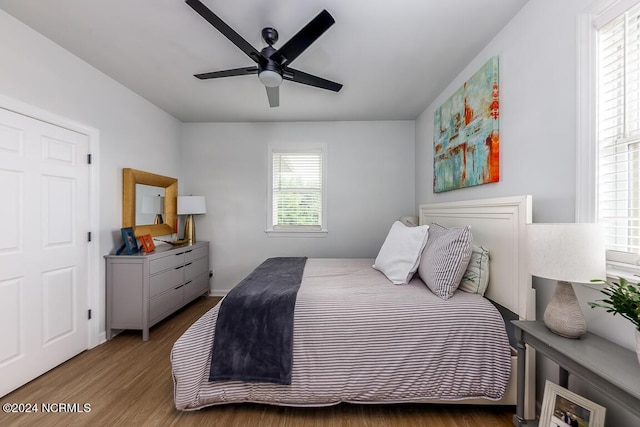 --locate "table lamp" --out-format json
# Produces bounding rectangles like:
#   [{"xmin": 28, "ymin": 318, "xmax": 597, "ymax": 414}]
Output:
[
  {"xmin": 527, "ymin": 223, "xmax": 606, "ymax": 339},
  {"xmin": 152, "ymin": 195, "xmax": 165, "ymax": 224},
  {"xmin": 140, "ymin": 194, "xmax": 164, "ymax": 224},
  {"xmin": 178, "ymin": 196, "xmax": 206, "ymax": 244}
]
